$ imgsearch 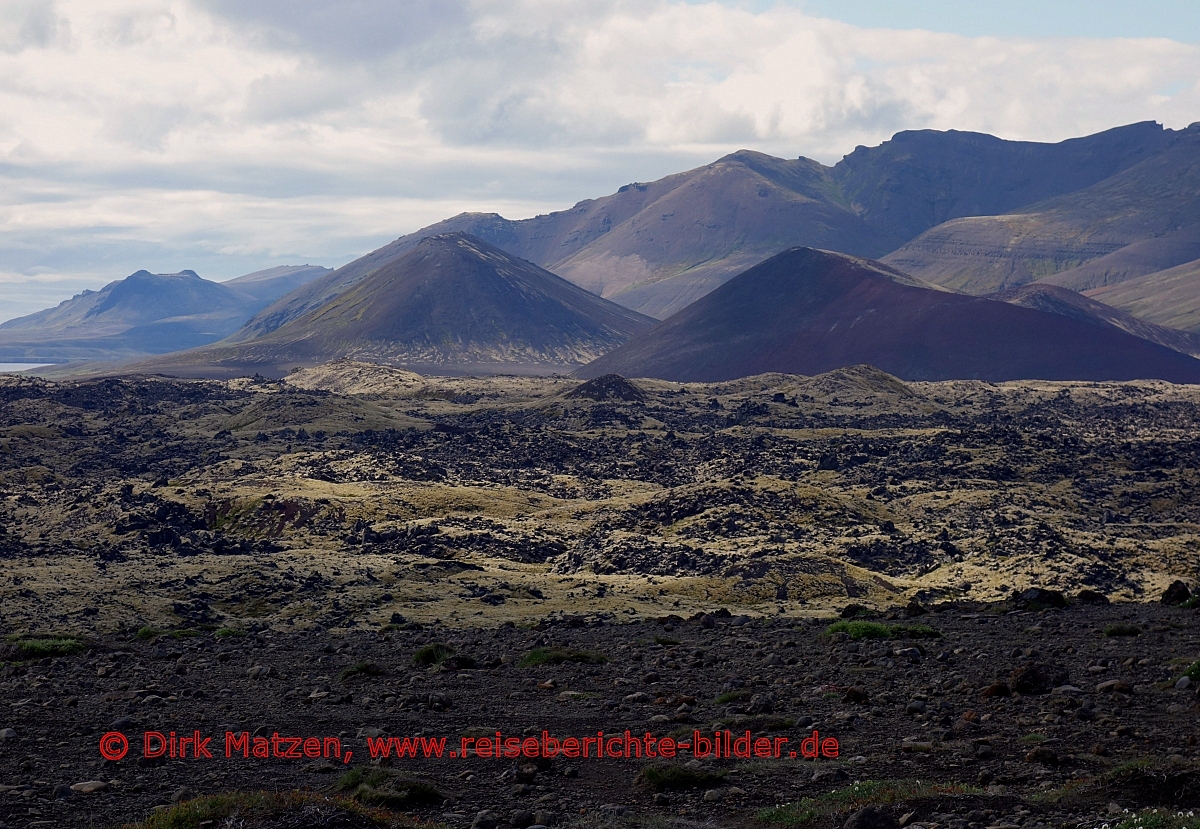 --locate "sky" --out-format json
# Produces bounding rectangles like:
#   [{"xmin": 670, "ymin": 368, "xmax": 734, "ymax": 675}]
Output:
[{"xmin": 0, "ymin": 1, "xmax": 1198, "ymax": 323}]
